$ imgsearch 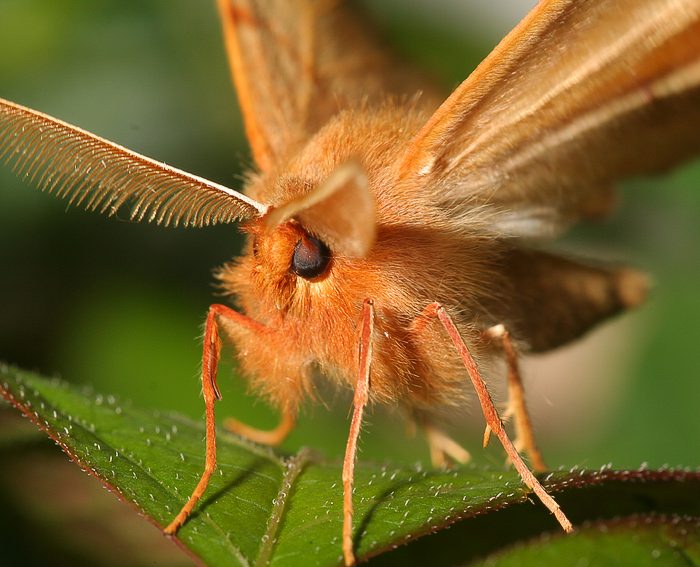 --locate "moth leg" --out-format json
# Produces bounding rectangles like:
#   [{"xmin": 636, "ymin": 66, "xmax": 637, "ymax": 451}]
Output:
[
  {"xmin": 482, "ymin": 324, "xmax": 547, "ymax": 472},
  {"xmin": 224, "ymin": 409, "xmax": 295, "ymax": 446},
  {"xmin": 424, "ymin": 422, "xmax": 471, "ymax": 468},
  {"xmin": 164, "ymin": 303, "xmax": 267, "ymax": 535},
  {"xmin": 420, "ymin": 303, "xmax": 573, "ymax": 534},
  {"xmin": 342, "ymin": 299, "xmax": 375, "ymax": 567}
]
